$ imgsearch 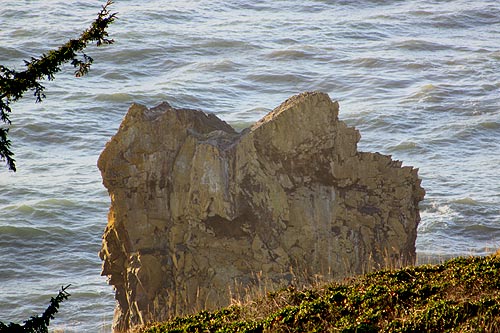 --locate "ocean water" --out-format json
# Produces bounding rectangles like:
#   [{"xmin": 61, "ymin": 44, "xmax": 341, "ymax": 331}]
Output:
[{"xmin": 0, "ymin": 0, "xmax": 499, "ymax": 331}]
